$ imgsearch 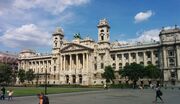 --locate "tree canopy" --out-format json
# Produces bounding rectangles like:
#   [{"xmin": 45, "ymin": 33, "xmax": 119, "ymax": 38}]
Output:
[
  {"xmin": 26, "ymin": 69, "xmax": 35, "ymax": 83},
  {"xmin": 145, "ymin": 64, "xmax": 161, "ymax": 79},
  {"xmin": 0, "ymin": 63, "xmax": 13, "ymax": 84},
  {"xmin": 18, "ymin": 69, "xmax": 26, "ymax": 84},
  {"xmin": 119, "ymin": 63, "xmax": 145, "ymax": 82},
  {"xmin": 102, "ymin": 65, "xmax": 115, "ymax": 83}
]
